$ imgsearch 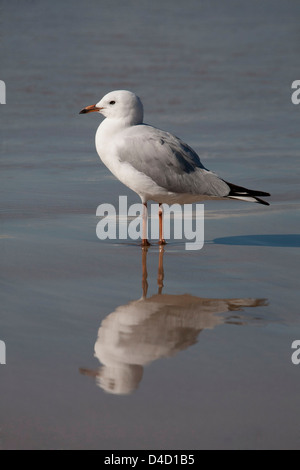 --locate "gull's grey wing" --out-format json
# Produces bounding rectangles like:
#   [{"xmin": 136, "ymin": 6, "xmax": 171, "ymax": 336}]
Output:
[{"xmin": 116, "ymin": 125, "xmax": 230, "ymax": 197}]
